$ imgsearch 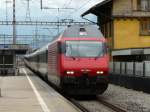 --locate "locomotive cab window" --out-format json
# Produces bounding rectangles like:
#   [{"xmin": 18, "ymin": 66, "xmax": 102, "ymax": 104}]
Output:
[{"xmin": 65, "ymin": 41, "xmax": 105, "ymax": 58}]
